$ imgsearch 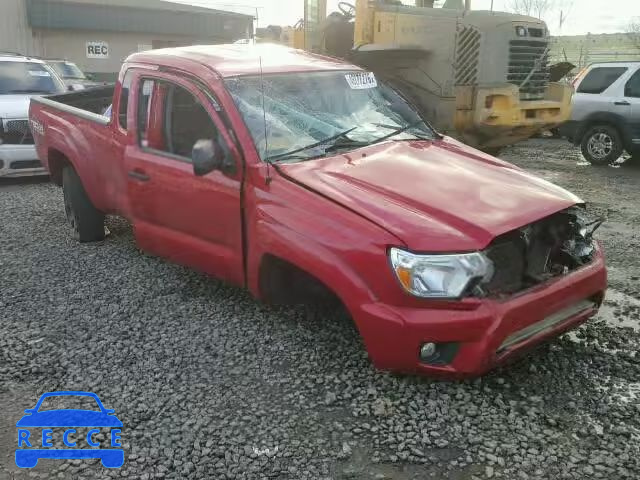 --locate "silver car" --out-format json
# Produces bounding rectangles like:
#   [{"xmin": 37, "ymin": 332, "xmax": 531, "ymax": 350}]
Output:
[
  {"xmin": 0, "ymin": 53, "xmax": 66, "ymax": 178},
  {"xmin": 560, "ymin": 61, "xmax": 640, "ymax": 165}
]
